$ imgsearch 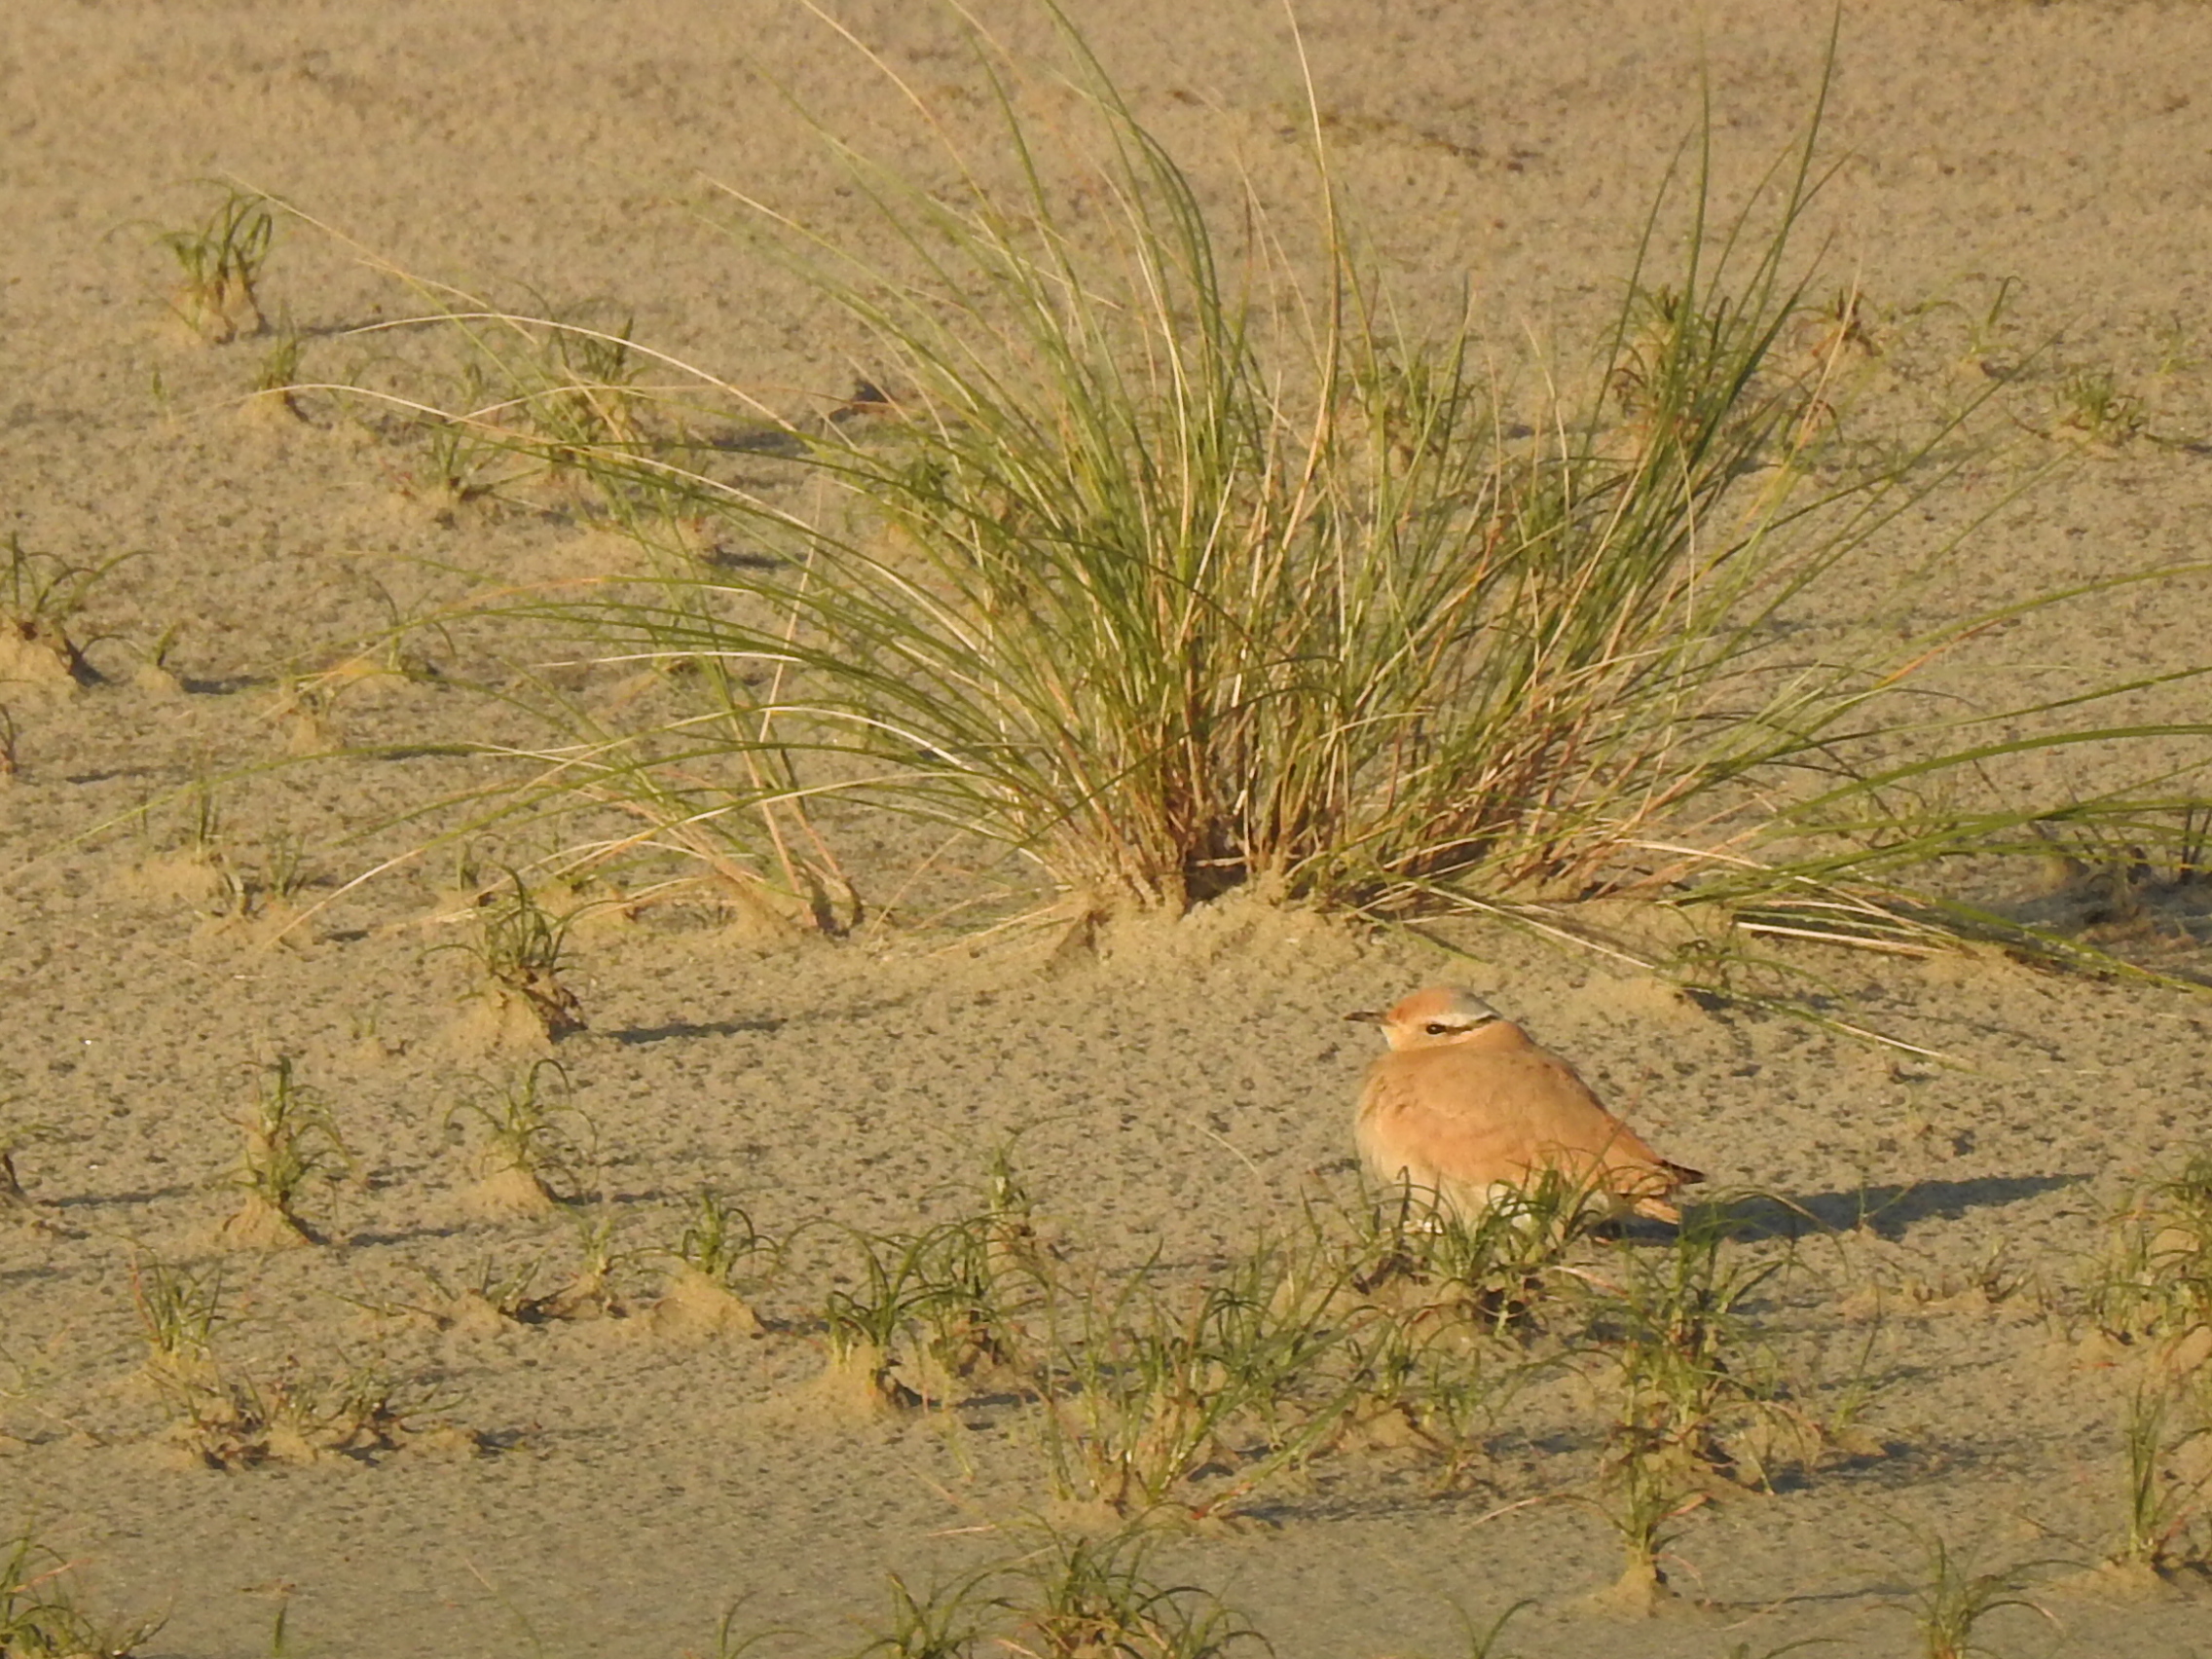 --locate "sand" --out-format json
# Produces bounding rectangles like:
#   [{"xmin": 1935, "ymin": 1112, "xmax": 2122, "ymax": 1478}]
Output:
[{"xmin": 4, "ymin": 1, "xmax": 2212, "ymax": 1655}]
